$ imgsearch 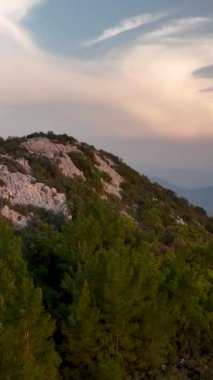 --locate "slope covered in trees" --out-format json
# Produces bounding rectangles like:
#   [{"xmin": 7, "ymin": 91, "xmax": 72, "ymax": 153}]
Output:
[
  {"xmin": 0, "ymin": 220, "xmax": 60, "ymax": 380},
  {"xmin": 0, "ymin": 133, "xmax": 212, "ymax": 379}
]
